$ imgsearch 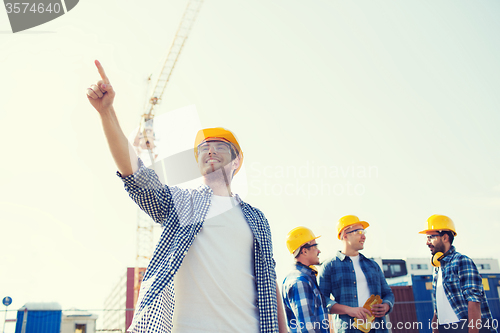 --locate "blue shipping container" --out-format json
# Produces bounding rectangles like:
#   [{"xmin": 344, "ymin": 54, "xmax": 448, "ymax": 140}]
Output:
[
  {"xmin": 411, "ymin": 275, "xmax": 434, "ymax": 333},
  {"xmin": 15, "ymin": 309, "xmax": 61, "ymax": 333},
  {"xmin": 483, "ymin": 274, "xmax": 500, "ymax": 325}
]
